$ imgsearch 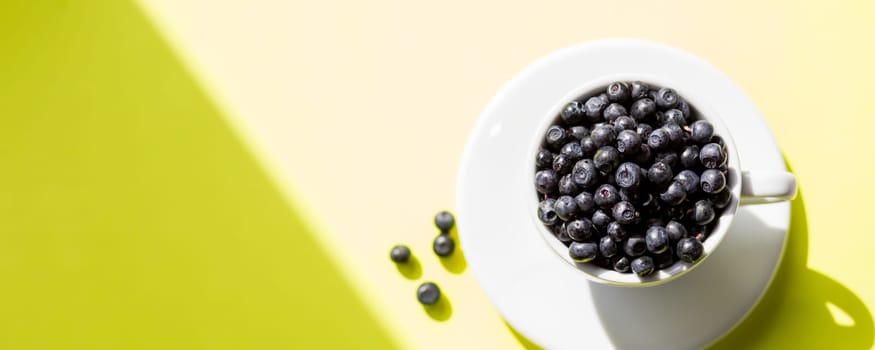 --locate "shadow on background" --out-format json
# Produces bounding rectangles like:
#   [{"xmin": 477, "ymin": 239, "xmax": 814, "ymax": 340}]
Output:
[
  {"xmin": 709, "ymin": 185, "xmax": 874, "ymax": 349},
  {"xmin": 424, "ymin": 293, "xmax": 454, "ymax": 322},
  {"xmin": 506, "ymin": 321, "xmax": 542, "ymax": 350},
  {"xmin": 439, "ymin": 226, "xmax": 468, "ymax": 274},
  {"xmin": 396, "ymin": 254, "xmax": 423, "ymax": 280}
]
